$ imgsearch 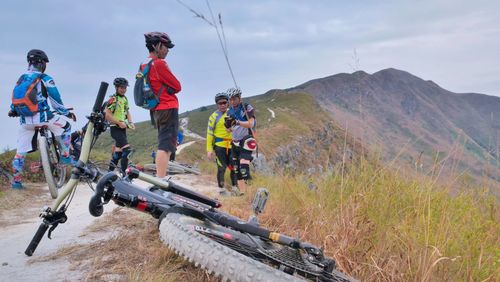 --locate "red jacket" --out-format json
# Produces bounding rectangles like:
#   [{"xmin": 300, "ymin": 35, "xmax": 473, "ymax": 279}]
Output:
[{"xmin": 141, "ymin": 56, "xmax": 181, "ymax": 110}]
